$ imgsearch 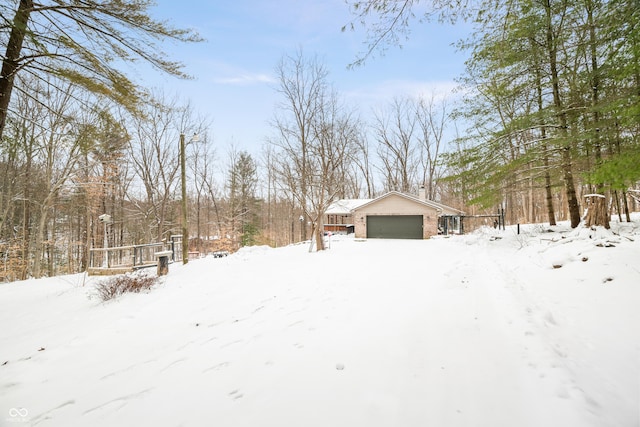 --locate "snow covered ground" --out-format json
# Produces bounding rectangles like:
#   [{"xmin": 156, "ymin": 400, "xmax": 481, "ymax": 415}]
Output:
[{"xmin": 1, "ymin": 217, "xmax": 639, "ymax": 427}]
